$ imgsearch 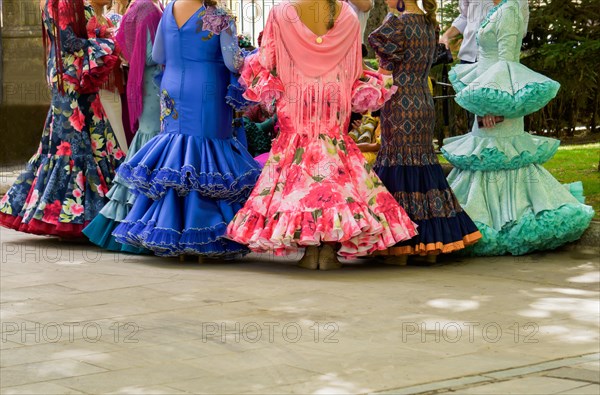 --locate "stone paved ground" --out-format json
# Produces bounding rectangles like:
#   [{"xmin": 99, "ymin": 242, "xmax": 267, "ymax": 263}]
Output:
[{"xmin": 0, "ymin": 227, "xmax": 599, "ymax": 394}]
